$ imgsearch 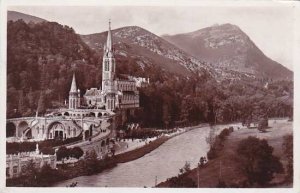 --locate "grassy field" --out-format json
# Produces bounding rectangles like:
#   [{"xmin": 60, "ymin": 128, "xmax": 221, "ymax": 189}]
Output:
[{"xmin": 158, "ymin": 119, "xmax": 293, "ymax": 187}]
